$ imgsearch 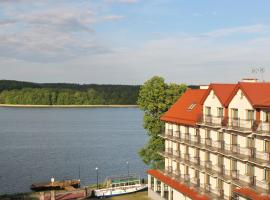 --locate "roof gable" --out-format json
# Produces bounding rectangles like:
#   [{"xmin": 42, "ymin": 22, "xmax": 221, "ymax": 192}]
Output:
[
  {"xmin": 161, "ymin": 89, "xmax": 207, "ymax": 126},
  {"xmin": 201, "ymin": 84, "xmax": 237, "ymax": 107}
]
